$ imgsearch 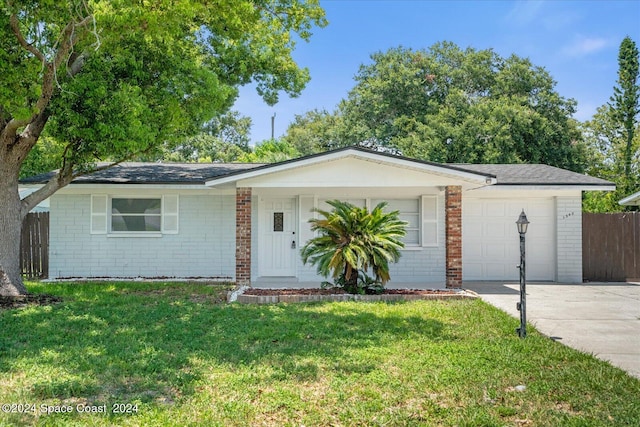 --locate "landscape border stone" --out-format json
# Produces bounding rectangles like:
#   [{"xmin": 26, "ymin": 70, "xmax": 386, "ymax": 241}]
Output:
[{"xmin": 231, "ymin": 289, "xmax": 478, "ymax": 304}]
